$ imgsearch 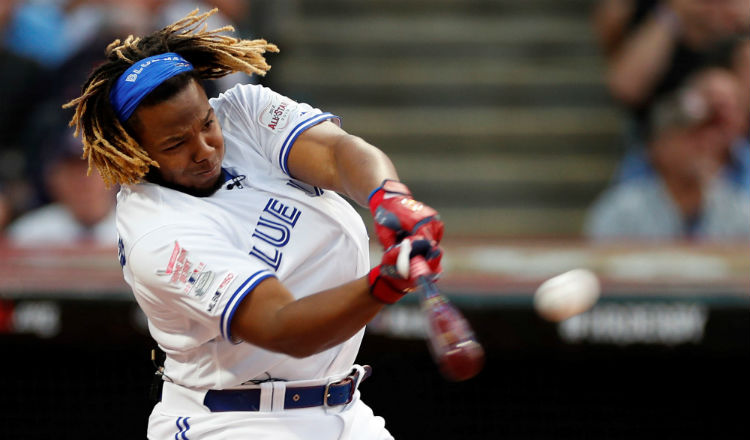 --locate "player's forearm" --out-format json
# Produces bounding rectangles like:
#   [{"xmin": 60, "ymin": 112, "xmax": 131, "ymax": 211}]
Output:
[
  {"xmin": 267, "ymin": 277, "xmax": 383, "ymax": 358},
  {"xmin": 232, "ymin": 276, "xmax": 384, "ymax": 358},
  {"xmin": 330, "ymin": 135, "xmax": 399, "ymax": 206}
]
